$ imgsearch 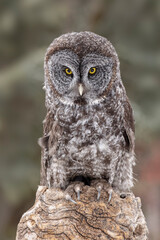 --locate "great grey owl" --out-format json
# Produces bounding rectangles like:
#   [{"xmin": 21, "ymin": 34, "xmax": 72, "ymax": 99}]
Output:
[{"xmin": 39, "ymin": 31, "xmax": 135, "ymax": 201}]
